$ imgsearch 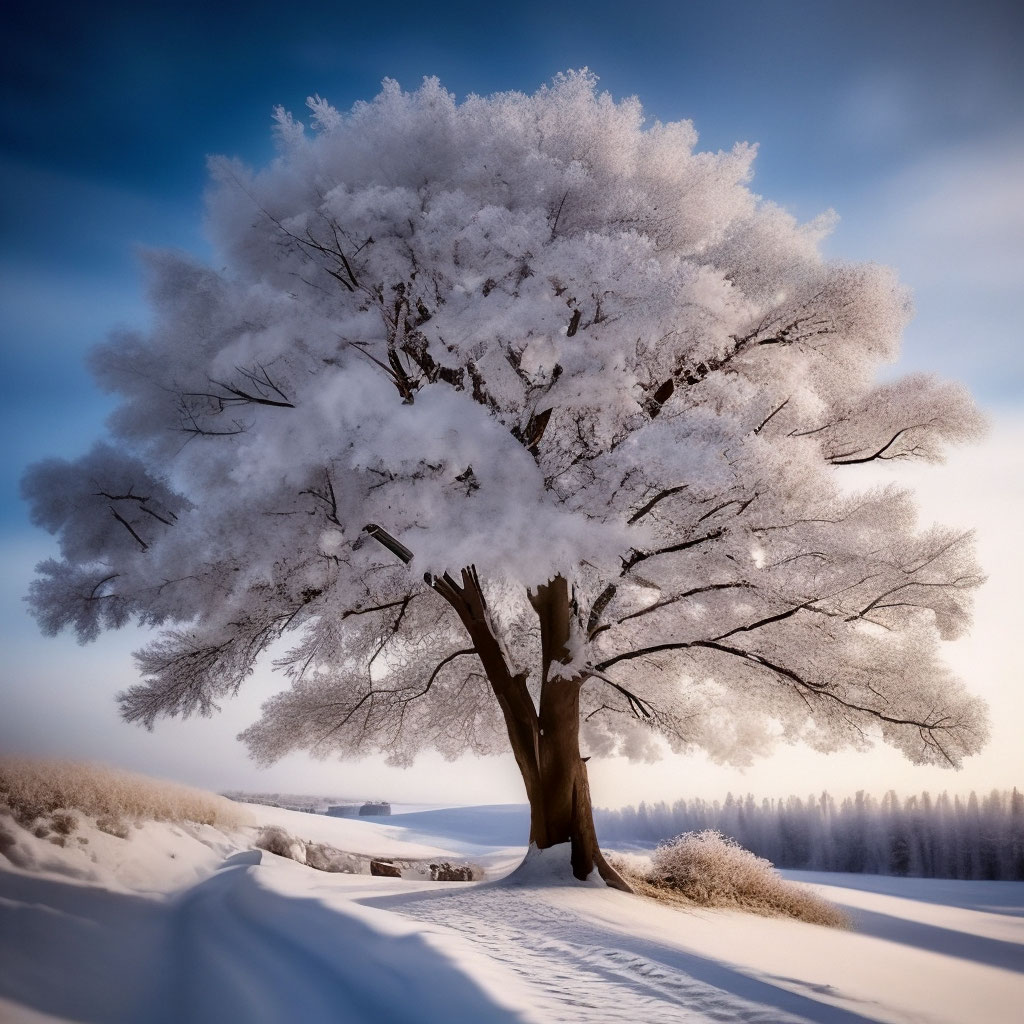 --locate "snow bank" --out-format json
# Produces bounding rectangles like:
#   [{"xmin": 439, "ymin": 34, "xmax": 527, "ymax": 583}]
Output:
[
  {"xmin": 497, "ymin": 842, "xmax": 605, "ymax": 888},
  {"xmin": 0, "ymin": 810, "xmax": 242, "ymax": 894},
  {"xmin": 0, "ymin": 847, "xmax": 532, "ymax": 1023},
  {"xmin": 248, "ymin": 803, "xmax": 455, "ymax": 859}
]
